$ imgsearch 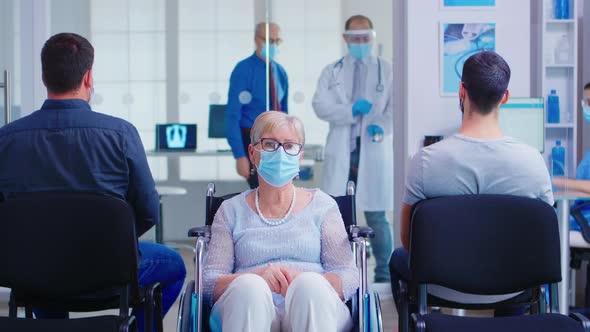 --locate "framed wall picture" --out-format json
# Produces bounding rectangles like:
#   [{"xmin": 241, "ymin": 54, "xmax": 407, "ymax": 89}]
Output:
[
  {"xmin": 440, "ymin": 22, "xmax": 496, "ymax": 96},
  {"xmin": 441, "ymin": 0, "xmax": 495, "ymax": 8}
]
